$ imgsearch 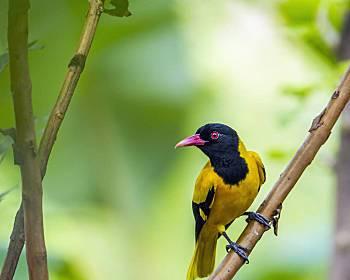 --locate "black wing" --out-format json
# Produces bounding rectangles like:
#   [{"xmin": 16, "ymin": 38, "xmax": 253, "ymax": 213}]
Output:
[{"xmin": 192, "ymin": 186, "xmax": 215, "ymax": 241}]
